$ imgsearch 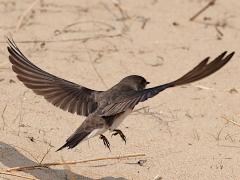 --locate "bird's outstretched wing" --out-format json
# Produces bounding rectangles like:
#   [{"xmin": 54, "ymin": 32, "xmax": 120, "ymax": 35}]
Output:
[
  {"xmin": 101, "ymin": 51, "xmax": 235, "ymax": 116},
  {"xmin": 7, "ymin": 38, "xmax": 102, "ymax": 116}
]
